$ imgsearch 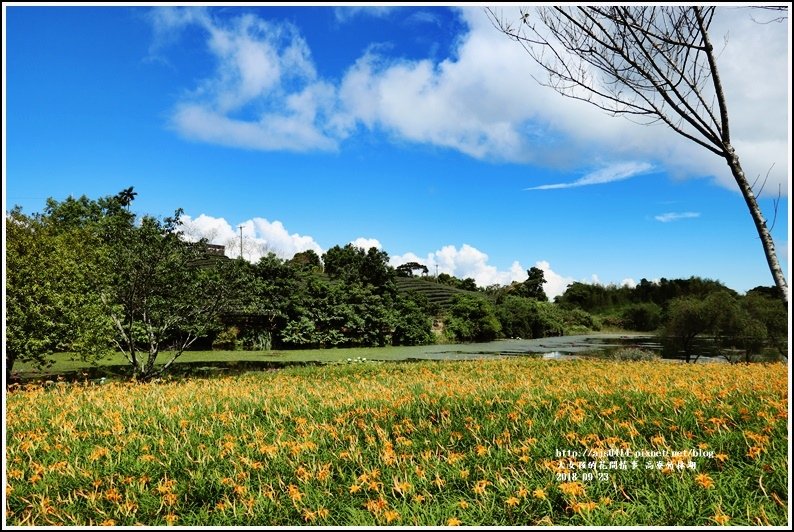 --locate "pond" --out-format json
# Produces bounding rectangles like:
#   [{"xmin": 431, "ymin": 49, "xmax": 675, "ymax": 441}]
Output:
[{"xmin": 11, "ymin": 333, "xmax": 781, "ymax": 385}]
